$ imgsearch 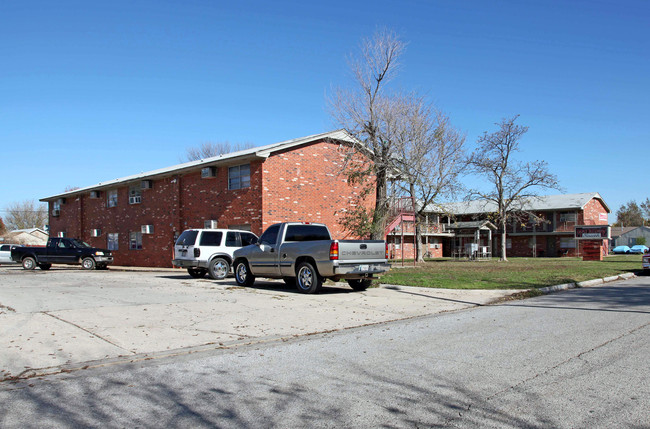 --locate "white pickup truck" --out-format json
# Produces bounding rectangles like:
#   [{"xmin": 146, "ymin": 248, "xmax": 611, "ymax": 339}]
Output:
[{"xmin": 232, "ymin": 222, "xmax": 391, "ymax": 293}]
